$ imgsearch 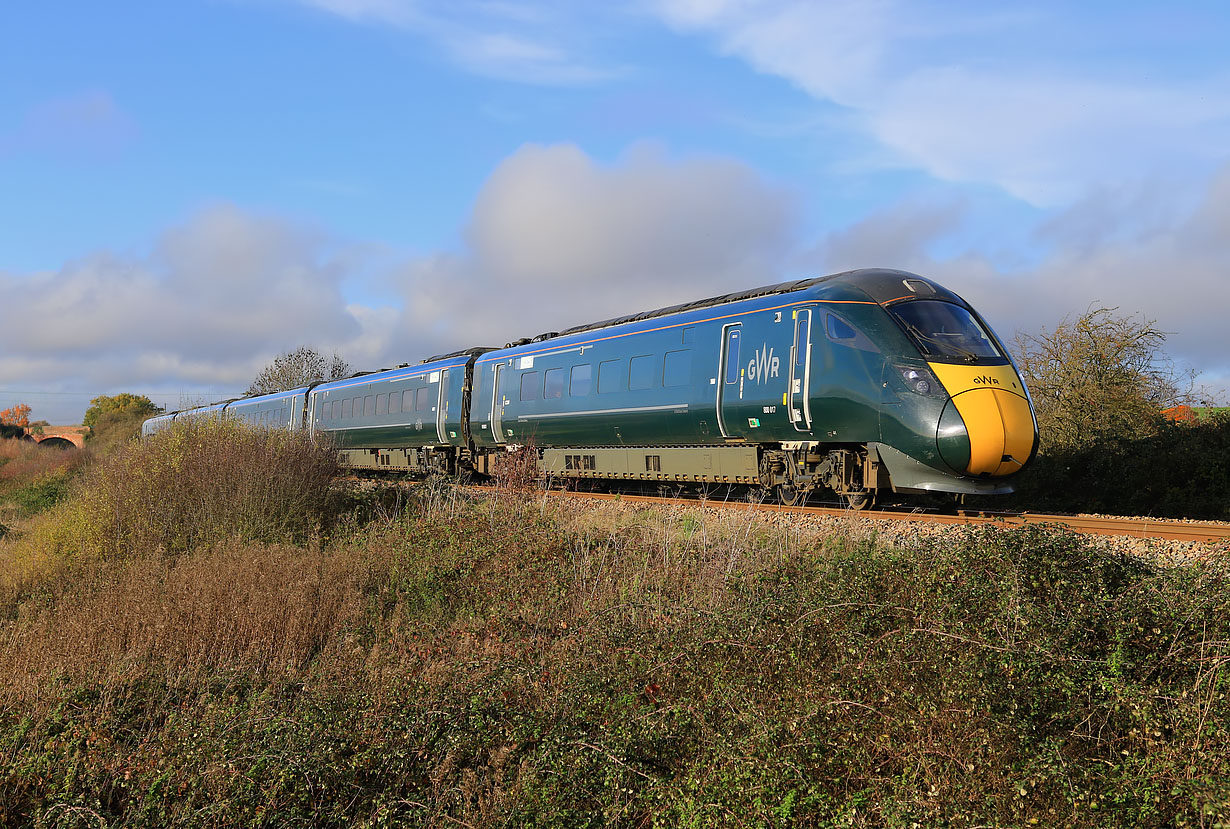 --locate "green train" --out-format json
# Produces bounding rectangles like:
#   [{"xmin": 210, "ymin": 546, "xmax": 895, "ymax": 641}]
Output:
[{"xmin": 143, "ymin": 269, "xmax": 1039, "ymax": 507}]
